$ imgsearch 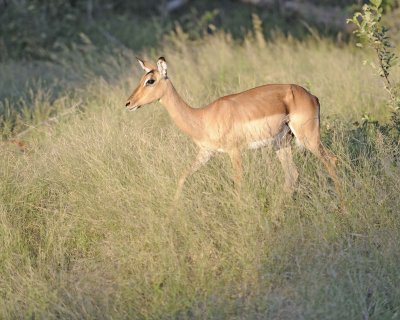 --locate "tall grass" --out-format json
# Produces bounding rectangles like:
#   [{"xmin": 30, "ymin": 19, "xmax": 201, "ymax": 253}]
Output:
[{"xmin": 0, "ymin": 32, "xmax": 399, "ymax": 319}]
